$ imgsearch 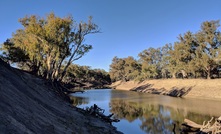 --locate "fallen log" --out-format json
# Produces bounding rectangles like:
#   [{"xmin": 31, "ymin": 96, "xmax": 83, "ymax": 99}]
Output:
[
  {"xmin": 181, "ymin": 119, "xmax": 202, "ymax": 133},
  {"xmin": 183, "ymin": 119, "xmax": 202, "ymax": 129},
  {"xmin": 181, "ymin": 116, "xmax": 221, "ymax": 134},
  {"xmin": 85, "ymin": 104, "xmax": 120, "ymax": 125}
]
